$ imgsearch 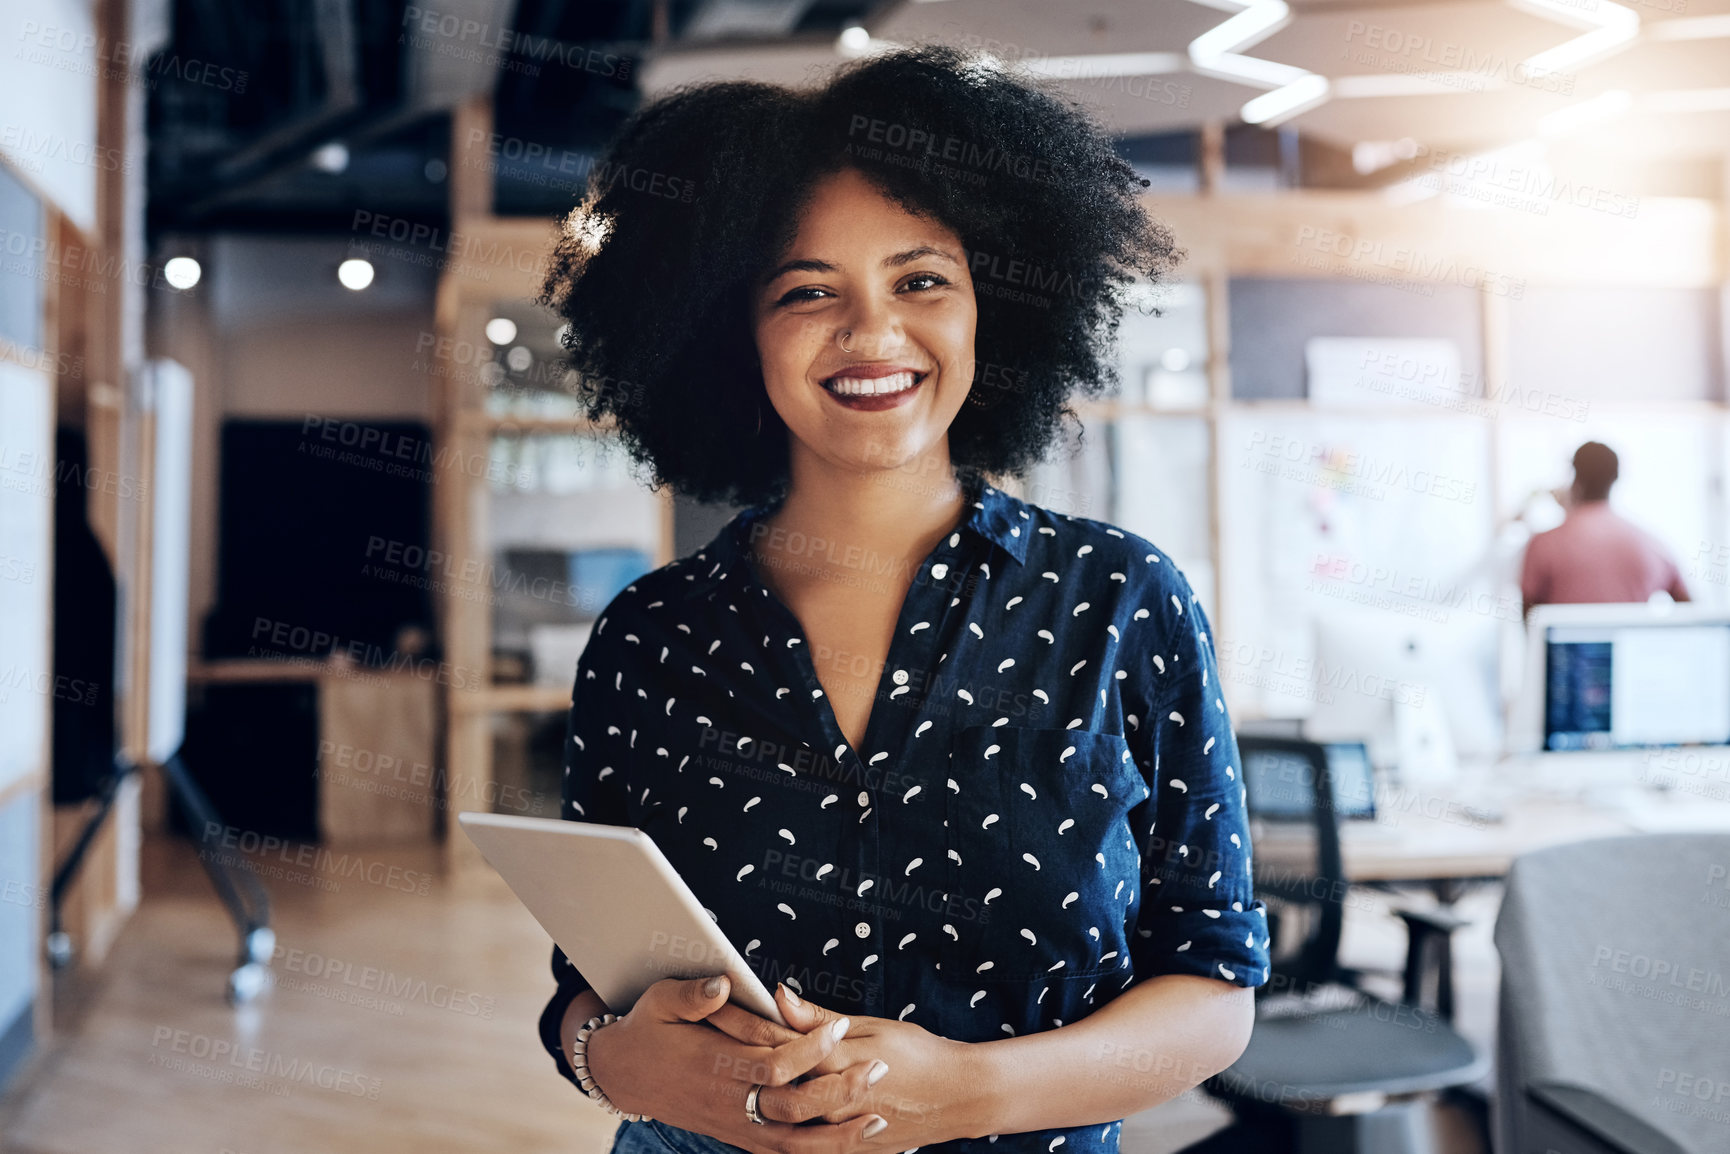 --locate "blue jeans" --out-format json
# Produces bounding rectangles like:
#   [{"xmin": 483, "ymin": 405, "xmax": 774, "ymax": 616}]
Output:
[{"xmin": 610, "ymin": 1118, "xmax": 750, "ymax": 1154}]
